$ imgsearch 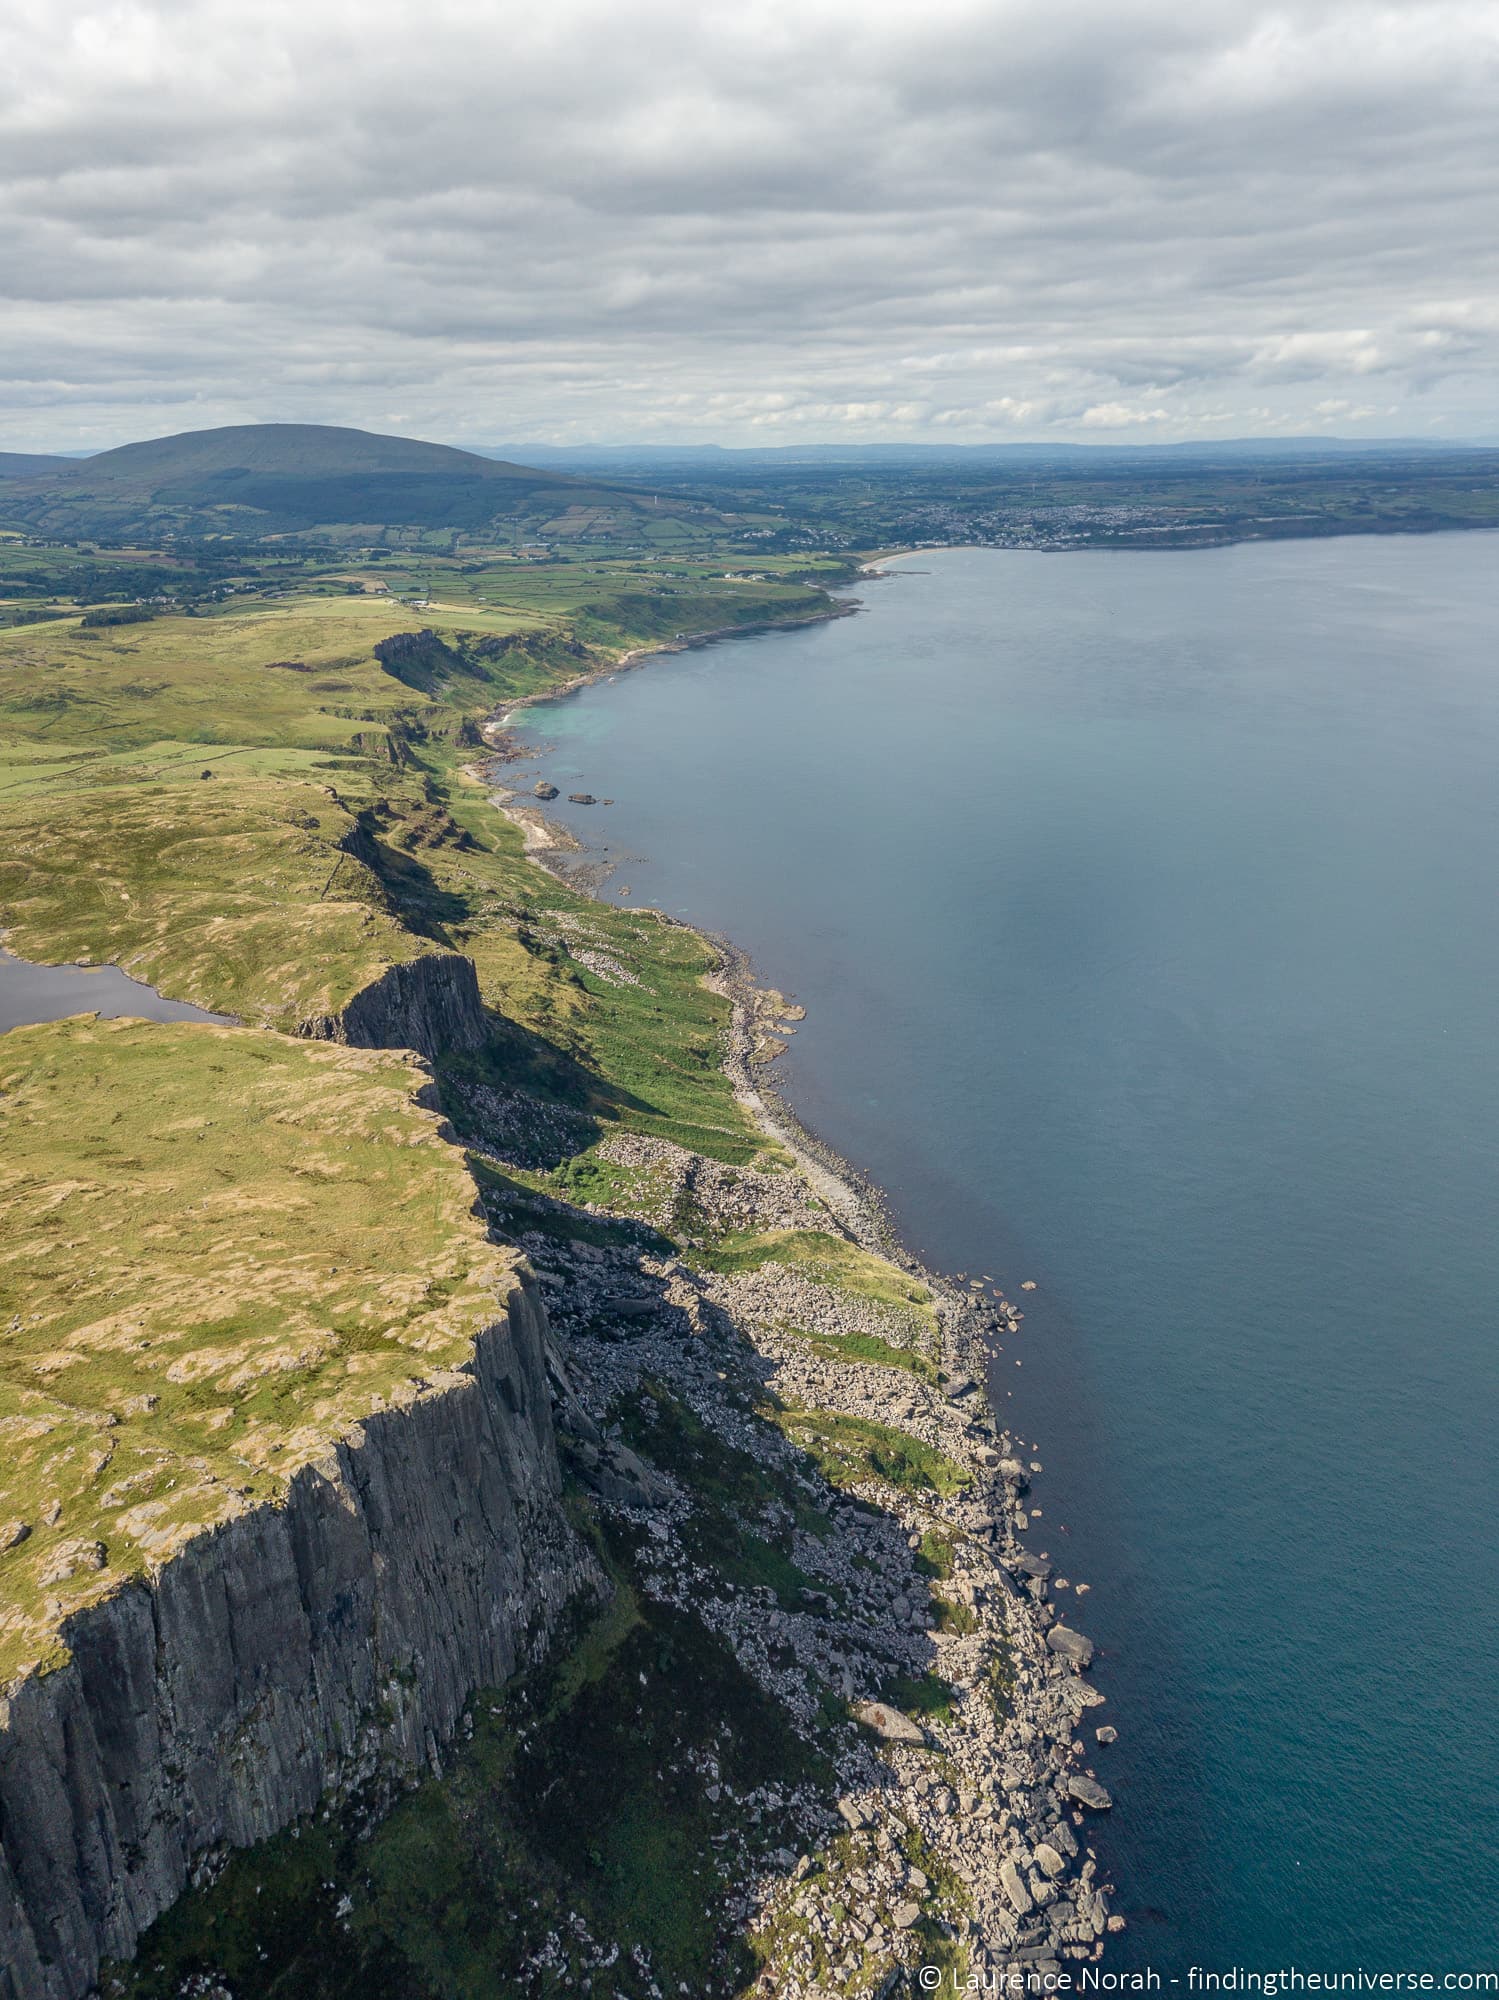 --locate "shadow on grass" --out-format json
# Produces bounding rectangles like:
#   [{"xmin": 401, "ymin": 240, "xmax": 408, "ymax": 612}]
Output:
[{"xmin": 439, "ymin": 1010, "xmax": 695, "ymax": 1174}]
